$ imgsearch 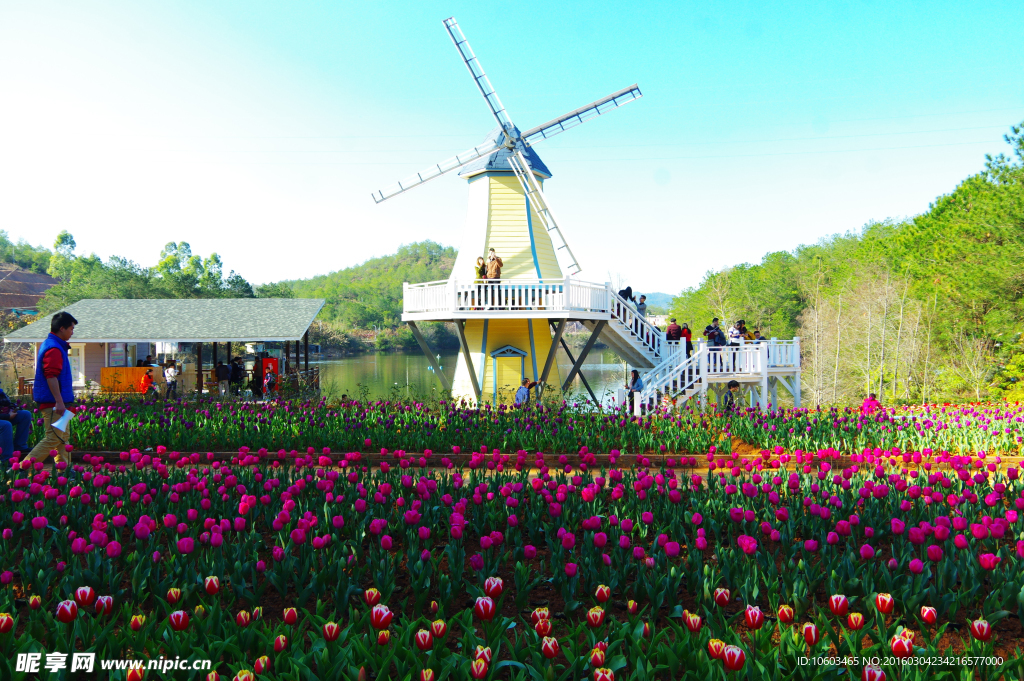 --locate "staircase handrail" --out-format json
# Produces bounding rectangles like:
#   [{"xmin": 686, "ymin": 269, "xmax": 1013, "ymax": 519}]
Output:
[{"xmin": 606, "ymin": 287, "xmax": 664, "ymax": 359}]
